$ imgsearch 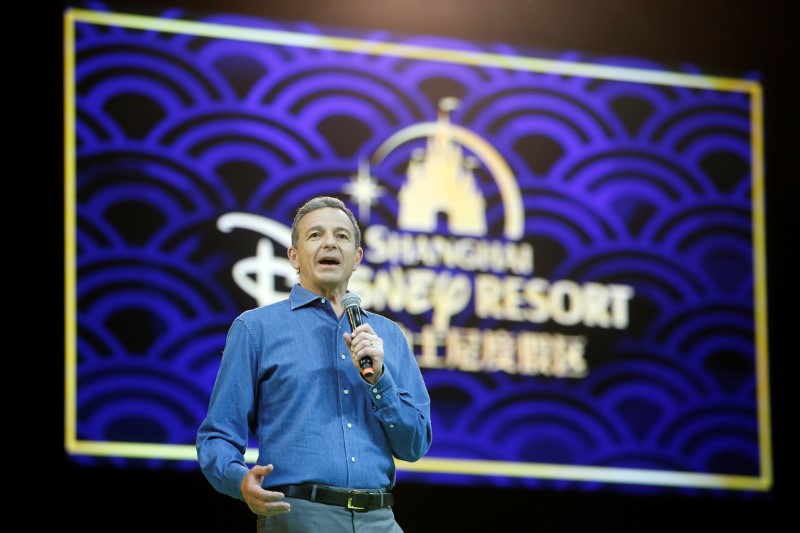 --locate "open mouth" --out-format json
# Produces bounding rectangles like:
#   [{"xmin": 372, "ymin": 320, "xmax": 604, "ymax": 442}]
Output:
[{"xmin": 319, "ymin": 257, "xmax": 341, "ymax": 266}]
